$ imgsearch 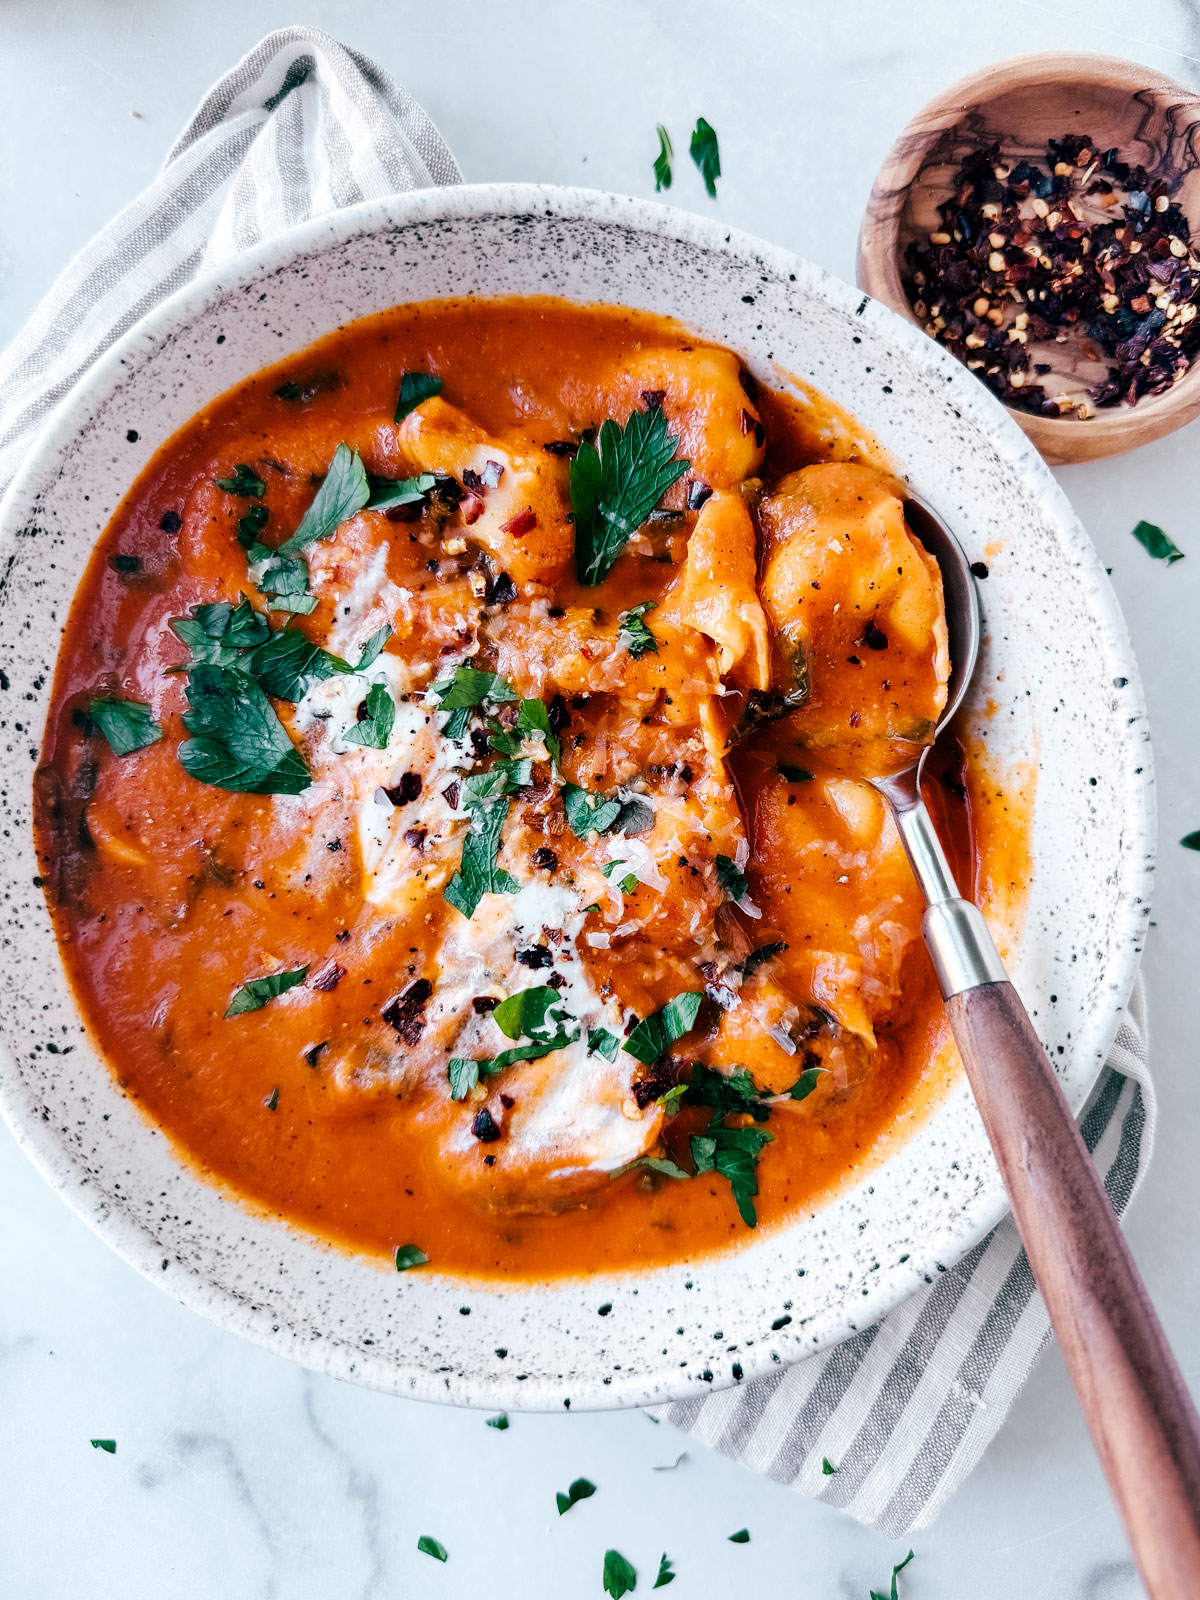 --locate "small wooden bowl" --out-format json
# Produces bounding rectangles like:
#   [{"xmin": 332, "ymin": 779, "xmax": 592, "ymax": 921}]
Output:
[{"xmin": 857, "ymin": 52, "xmax": 1200, "ymax": 464}]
